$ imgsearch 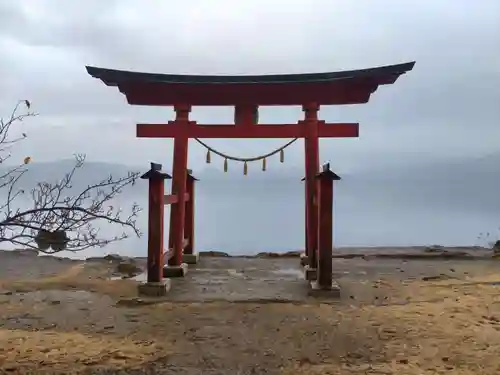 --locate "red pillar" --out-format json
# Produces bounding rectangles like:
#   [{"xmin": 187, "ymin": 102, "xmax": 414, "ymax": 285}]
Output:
[
  {"xmin": 168, "ymin": 105, "xmax": 190, "ymax": 266},
  {"xmin": 316, "ymin": 163, "xmax": 341, "ymax": 288},
  {"xmin": 304, "ymin": 187, "xmax": 309, "ymax": 260},
  {"xmin": 184, "ymin": 170, "xmax": 197, "ymax": 255},
  {"xmin": 140, "ymin": 163, "xmax": 171, "ymax": 283},
  {"xmin": 303, "ymin": 103, "xmax": 320, "ymax": 268}
]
